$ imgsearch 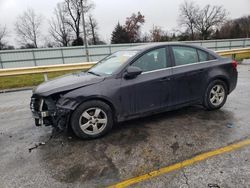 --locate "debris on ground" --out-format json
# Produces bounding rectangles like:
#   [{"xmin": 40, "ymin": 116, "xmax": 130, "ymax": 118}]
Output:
[
  {"xmin": 226, "ymin": 123, "xmax": 234, "ymax": 128},
  {"xmin": 28, "ymin": 129, "xmax": 64, "ymax": 153},
  {"xmin": 170, "ymin": 142, "xmax": 180, "ymax": 154},
  {"xmin": 0, "ymin": 132, "xmax": 13, "ymax": 138},
  {"xmin": 186, "ymin": 143, "xmax": 194, "ymax": 147},
  {"xmin": 28, "ymin": 142, "xmax": 46, "ymax": 153},
  {"xmin": 208, "ymin": 183, "xmax": 220, "ymax": 188}
]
